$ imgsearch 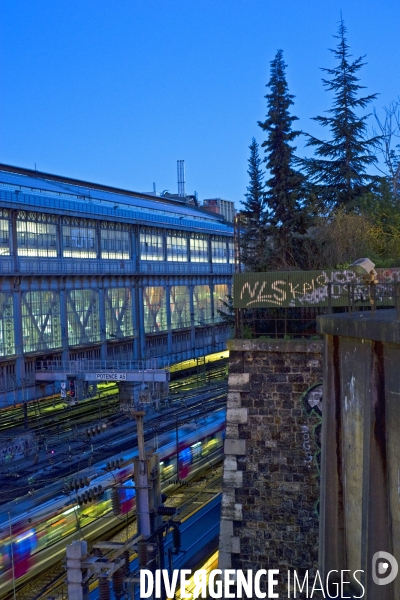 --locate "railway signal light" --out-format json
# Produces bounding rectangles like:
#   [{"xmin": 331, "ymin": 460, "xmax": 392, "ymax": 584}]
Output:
[{"xmin": 69, "ymin": 378, "xmax": 76, "ymax": 398}]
